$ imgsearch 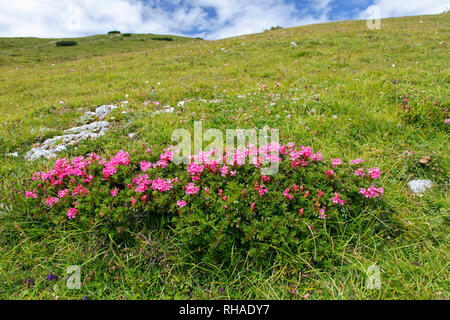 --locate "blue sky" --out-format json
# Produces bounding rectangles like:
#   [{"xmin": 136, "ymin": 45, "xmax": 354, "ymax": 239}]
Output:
[{"xmin": 0, "ymin": 0, "xmax": 448, "ymax": 39}]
